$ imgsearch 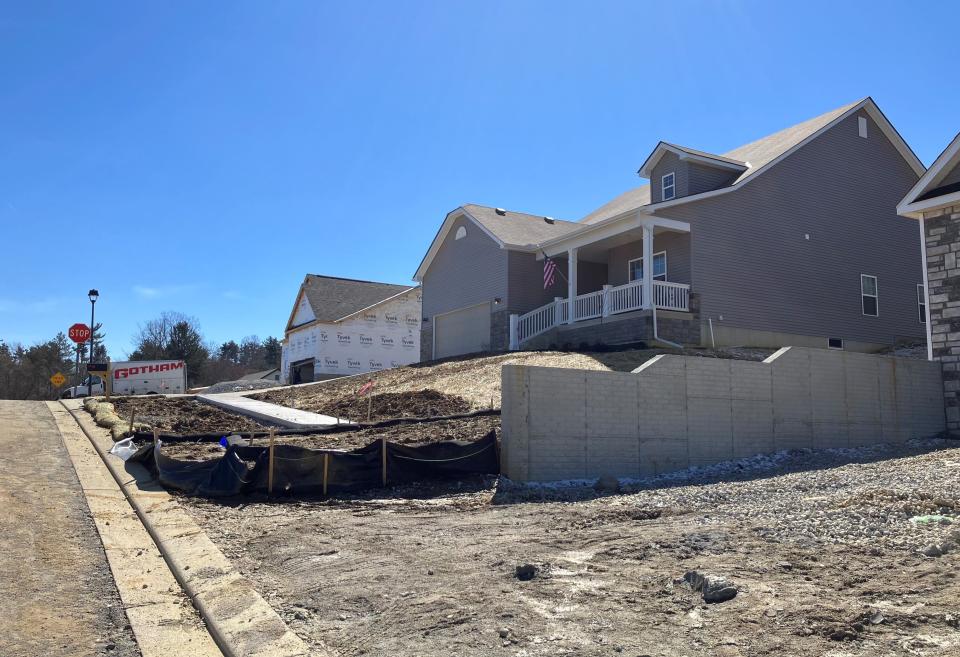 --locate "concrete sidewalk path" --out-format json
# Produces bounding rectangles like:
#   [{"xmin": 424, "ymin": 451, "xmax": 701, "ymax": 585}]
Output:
[
  {"xmin": 198, "ymin": 392, "xmax": 345, "ymax": 429},
  {"xmin": 0, "ymin": 400, "xmax": 140, "ymax": 657}
]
